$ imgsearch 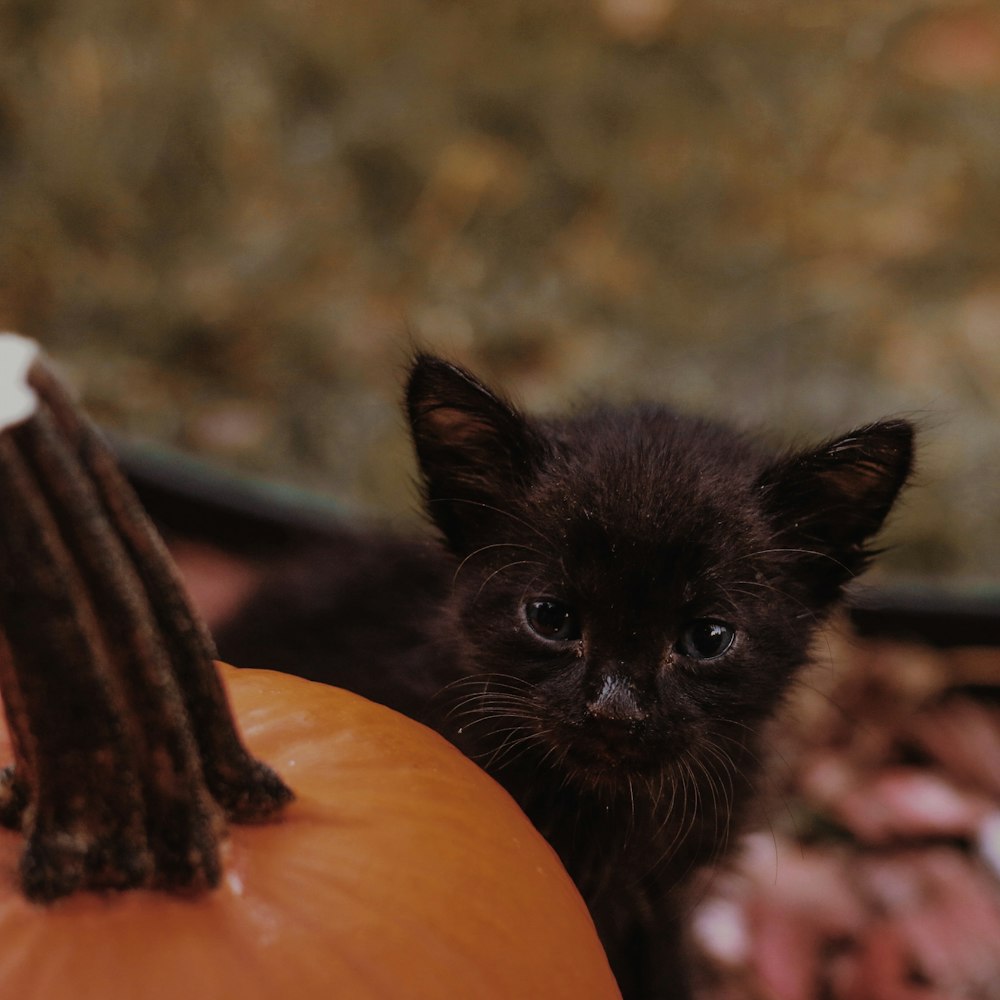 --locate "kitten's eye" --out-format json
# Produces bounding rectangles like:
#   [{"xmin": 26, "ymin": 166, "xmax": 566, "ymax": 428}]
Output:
[
  {"xmin": 525, "ymin": 599, "xmax": 580, "ymax": 642},
  {"xmin": 676, "ymin": 620, "xmax": 736, "ymax": 661}
]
